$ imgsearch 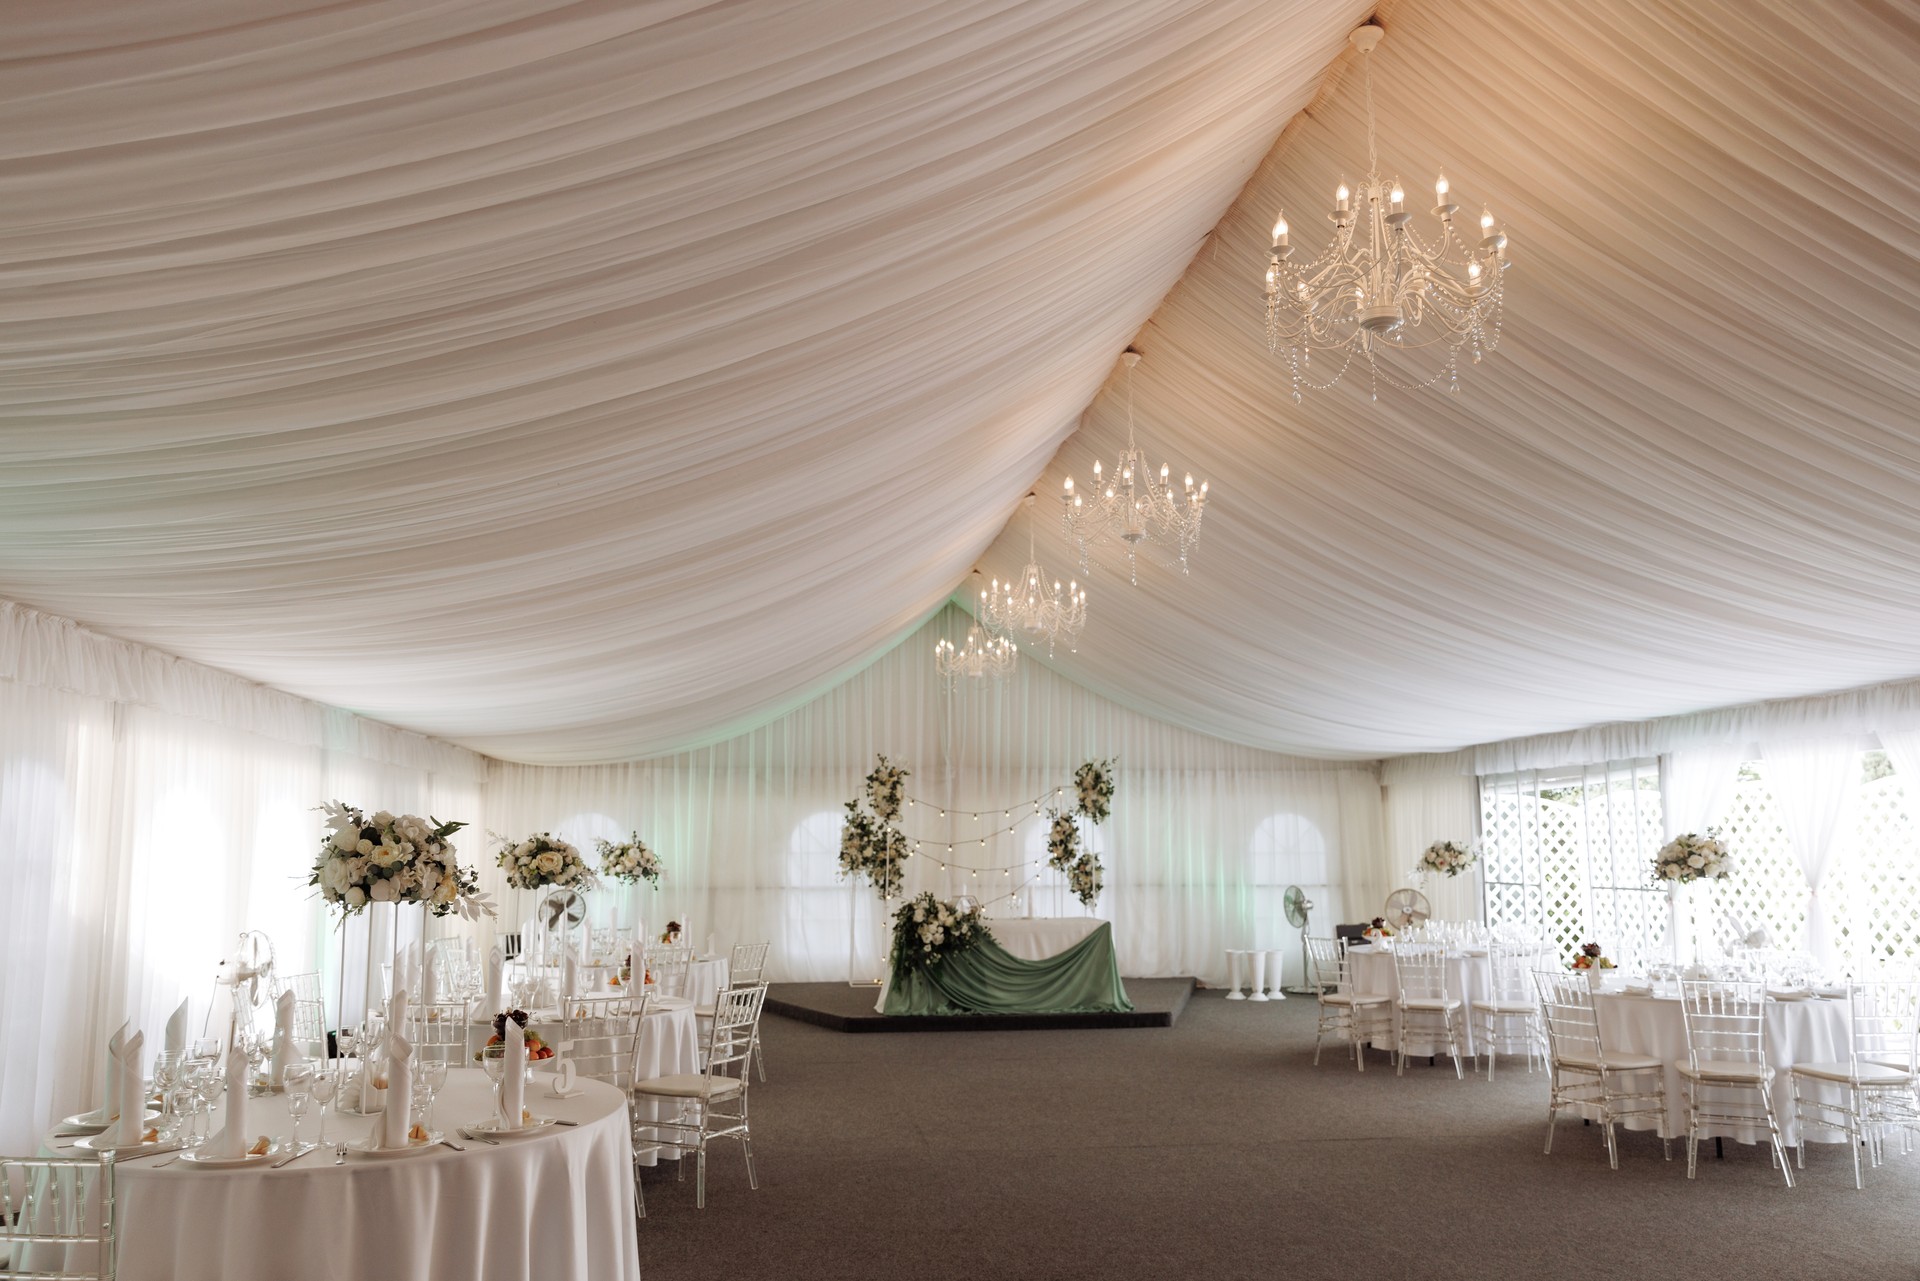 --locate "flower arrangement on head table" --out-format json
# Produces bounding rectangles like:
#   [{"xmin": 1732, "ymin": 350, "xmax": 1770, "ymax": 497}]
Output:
[
  {"xmin": 311, "ymin": 801, "xmax": 493, "ymax": 919},
  {"xmin": 1652, "ymin": 831, "xmax": 1732, "ymax": 885},
  {"xmin": 1570, "ymin": 942, "xmax": 1616, "ymax": 971},
  {"xmin": 496, "ymin": 832, "xmax": 599, "ymax": 893},
  {"xmin": 1417, "ymin": 839, "xmax": 1478, "ymax": 879},
  {"xmin": 891, "ymin": 892, "xmax": 990, "ymax": 969},
  {"xmin": 595, "ymin": 832, "xmax": 663, "ymax": 888}
]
